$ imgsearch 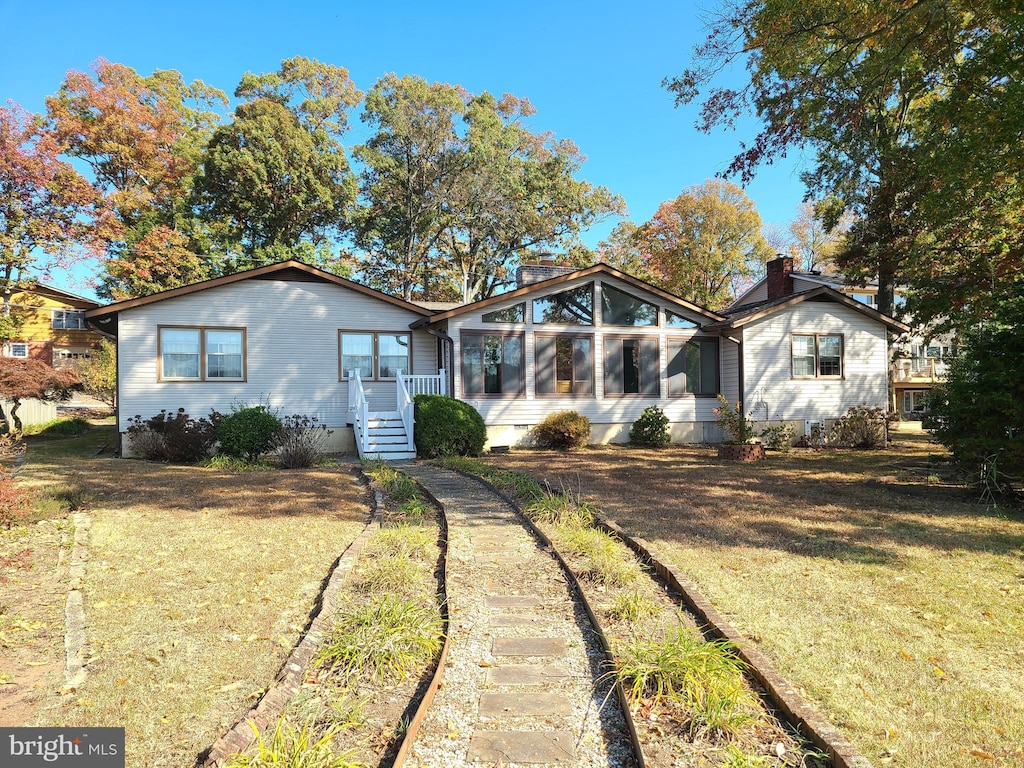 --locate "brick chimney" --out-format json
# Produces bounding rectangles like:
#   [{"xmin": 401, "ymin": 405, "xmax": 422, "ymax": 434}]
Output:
[
  {"xmin": 766, "ymin": 255, "xmax": 794, "ymax": 299},
  {"xmin": 515, "ymin": 261, "xmax": 577, "ymax": 288}
]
